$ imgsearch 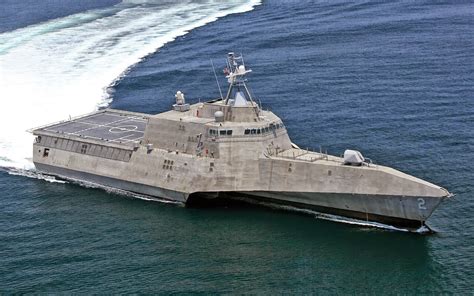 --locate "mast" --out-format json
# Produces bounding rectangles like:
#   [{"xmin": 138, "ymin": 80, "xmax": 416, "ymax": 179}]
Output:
[{"xmin": 223, "ymin": 52, "xmax": 257, "ymax": 107}]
